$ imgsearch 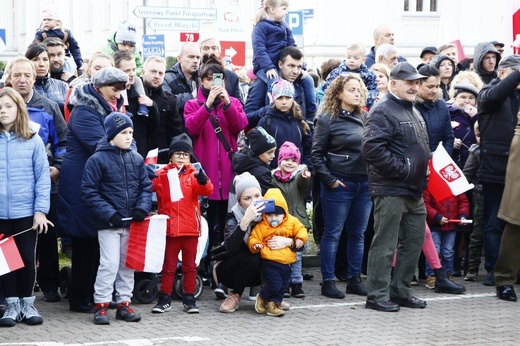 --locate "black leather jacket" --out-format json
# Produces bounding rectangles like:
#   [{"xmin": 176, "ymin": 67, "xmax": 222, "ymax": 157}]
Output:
[
  {"xmin": 311, "ymin": 109, "xmax": 368, "ymax": 187},
  {"xmin": 362, "ymin": 93, "xmax": 430, "ymax": 200}
]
